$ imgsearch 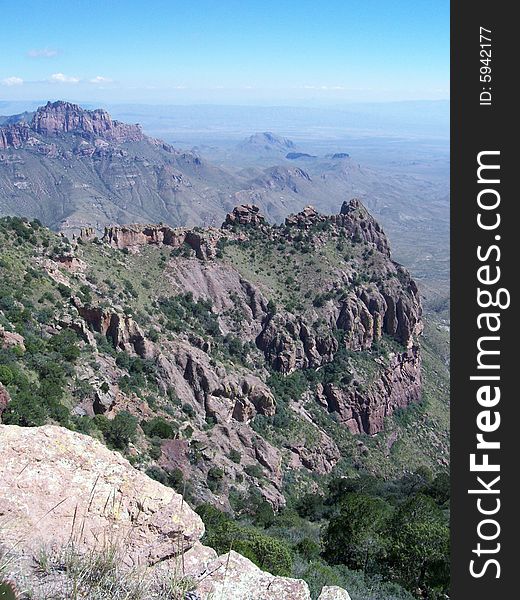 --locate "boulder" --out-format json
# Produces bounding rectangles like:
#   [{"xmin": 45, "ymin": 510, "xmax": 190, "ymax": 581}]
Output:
[
  {"xmin": 0, "ymin": 424, "xmax": 204, "ymax": 567},
  {"xmin": 319, "ymin": 586, "xmax": 352, "ymax": 600},
  {"xmin": 0, "ymin": 424, "xmax": 351, "ymax": 599},
  {"xmin": 197, "ymin": 551, "xmax": 311, "ymax": 599}
]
